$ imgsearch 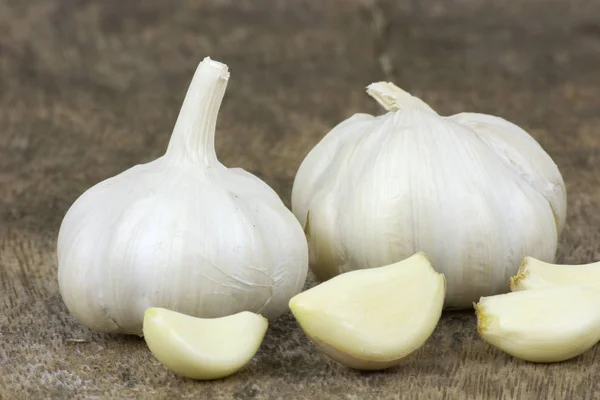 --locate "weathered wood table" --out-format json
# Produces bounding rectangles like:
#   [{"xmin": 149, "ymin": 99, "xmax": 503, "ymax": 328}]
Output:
[{"xmin": 1, "ymin": 0, "xmax": 600, "ymax": 398}]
